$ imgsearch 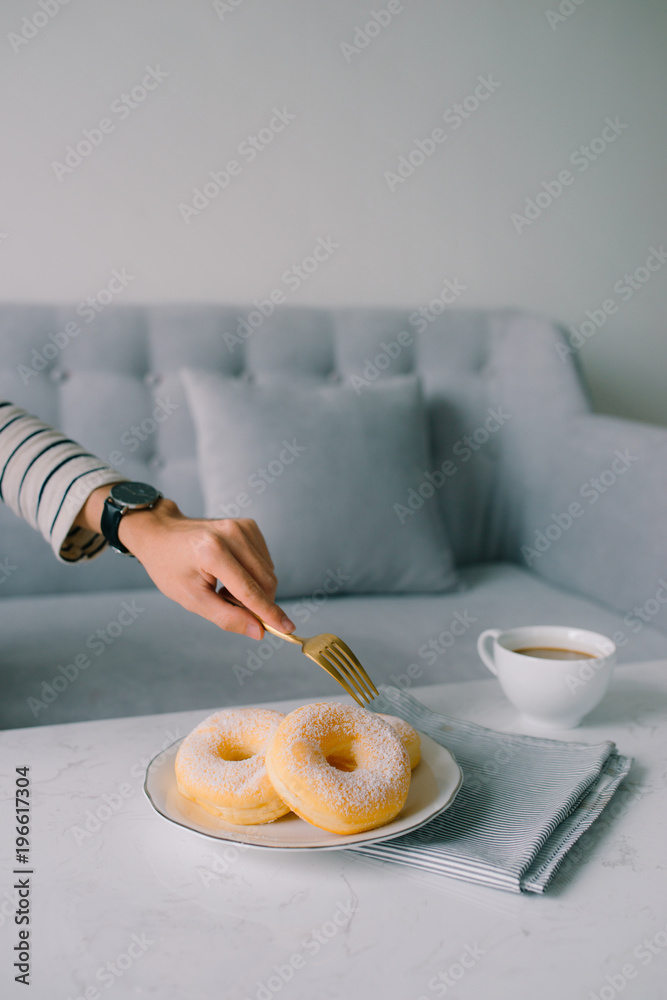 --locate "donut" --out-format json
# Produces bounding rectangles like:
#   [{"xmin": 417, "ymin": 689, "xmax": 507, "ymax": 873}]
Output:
[
  {"xmin": 175, "ymin": 708, "xmax": 291, "ymax": 824},
  {"xmin": 378, "ymin": 715, "xmax": 421, "ymax": 770},
  {"xmin": 266, "ymin": 702, "xmax": 411, "ymax": 835}
]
